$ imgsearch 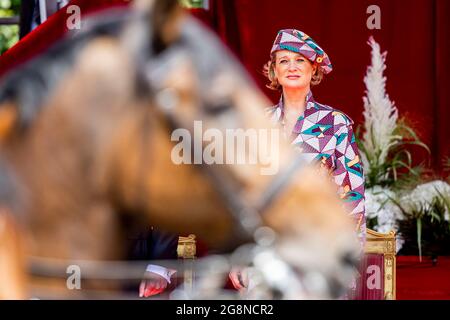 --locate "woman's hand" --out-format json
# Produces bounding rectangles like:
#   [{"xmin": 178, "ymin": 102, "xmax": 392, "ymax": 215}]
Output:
[{"xmin": 139, "ymin": 271, "xmax": 169, "ymax": 298}]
